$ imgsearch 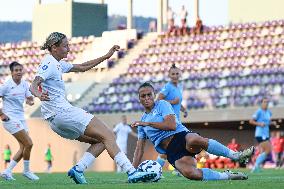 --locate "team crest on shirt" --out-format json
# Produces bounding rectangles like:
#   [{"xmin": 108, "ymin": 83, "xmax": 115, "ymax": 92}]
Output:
[
  {"xmin": 42, "ymin": 65, "xmax": 48, "ymax": 70},
  {"xmin": 152, "ymin": 110, "xmax": 158, "ymax": 116},
  {"xmin": 56, "ymin": 65, "xmax": 61, "ymax": 70}
]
